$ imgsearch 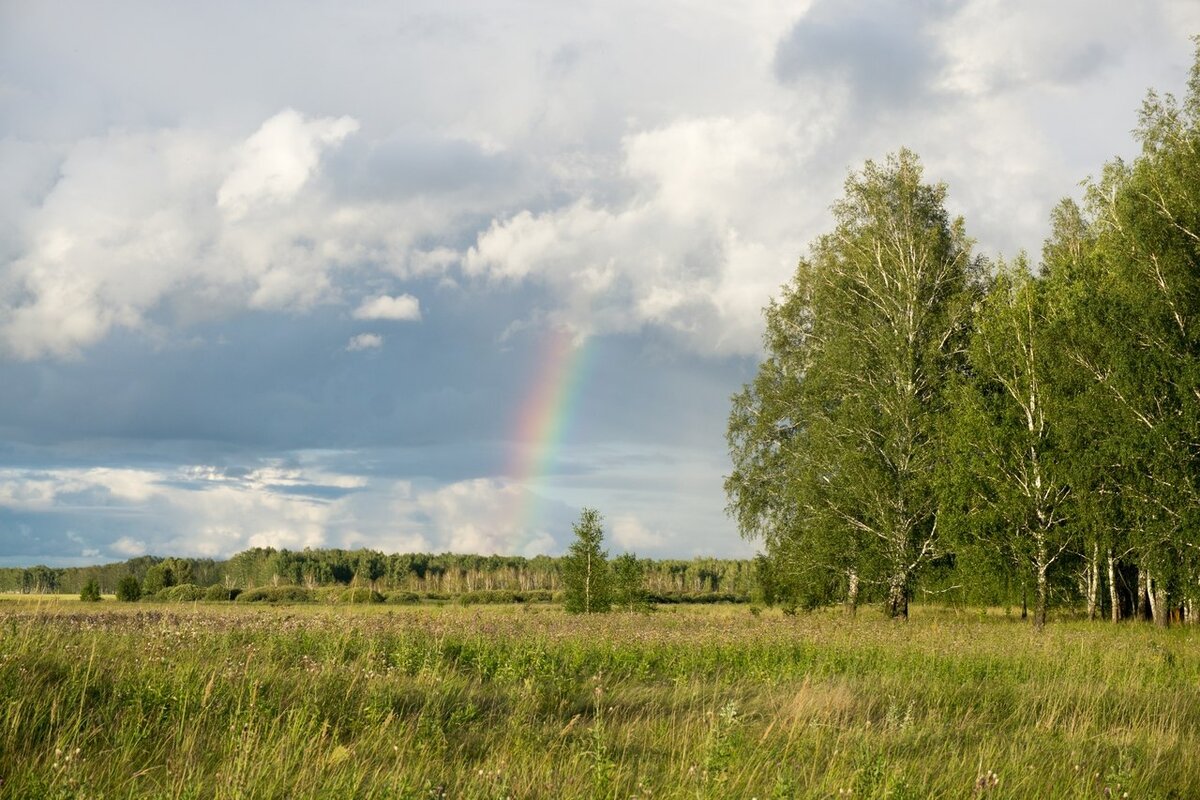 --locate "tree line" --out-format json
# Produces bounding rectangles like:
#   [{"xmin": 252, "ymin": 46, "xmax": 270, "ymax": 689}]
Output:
[
  {"xmin": 727, "ymin": 46, "xmax": 1200, "ymax": 627},
  {"xmin": 0, "ymin": 547, "xmax": 756, "ymax": 600}
]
